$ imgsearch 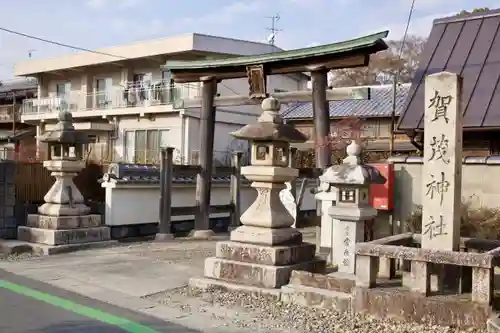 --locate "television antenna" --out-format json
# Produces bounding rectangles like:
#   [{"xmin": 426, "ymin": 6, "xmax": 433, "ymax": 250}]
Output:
[
  {"xmin": 28, "ymin": 49, "xmax": 36, "ymax": 58},
  {"xmin": 265, "ymin": 14, "xmax": 282, "ymax": 45}
]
